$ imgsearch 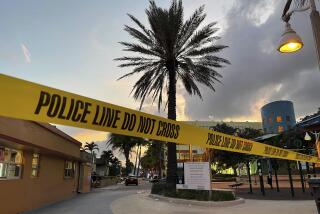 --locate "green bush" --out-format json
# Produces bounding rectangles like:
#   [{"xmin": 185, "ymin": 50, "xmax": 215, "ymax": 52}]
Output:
[
  {"xmin": 151, "ymin": 183, "xmax": 235, "ymax": 201},
  {"xmin": 151, "ymin": 183, "xmax": 176, "ymax": 196}
]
